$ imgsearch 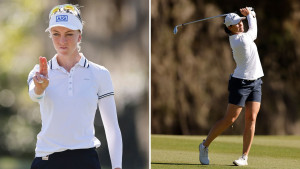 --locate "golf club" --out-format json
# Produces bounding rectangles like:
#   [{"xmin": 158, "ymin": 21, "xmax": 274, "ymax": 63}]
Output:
[
  {"xmin": 173, "ymin": 13, "xmax": 228, "ymax": 34},
  {"xmin": 173, "ymin": 7, "xmax": 253, "ymax": 34}
]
